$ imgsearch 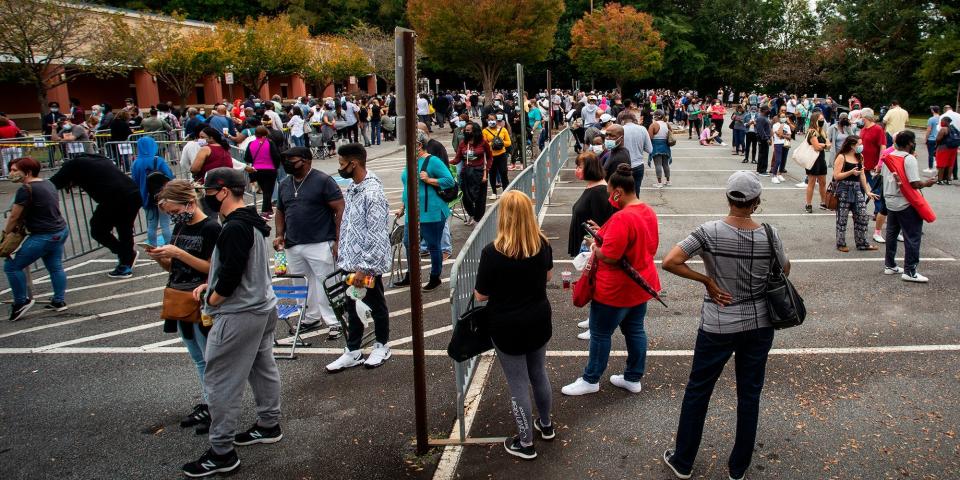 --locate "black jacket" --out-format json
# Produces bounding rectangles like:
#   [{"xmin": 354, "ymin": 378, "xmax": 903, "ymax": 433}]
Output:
[{"xmin": 49, "ymin": 154, "xmax": 140, "ymax": 203}]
